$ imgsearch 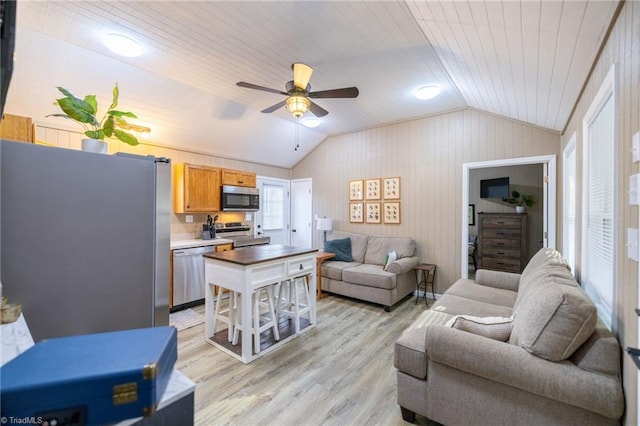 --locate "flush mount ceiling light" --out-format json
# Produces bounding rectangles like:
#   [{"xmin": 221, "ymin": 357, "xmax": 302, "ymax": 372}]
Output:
[
  {"xmin": 301, "ymin": 117, "xmax": 320, "ymax": 128},
  {"xmin": 285, "ymin": 95, "xmax": 311, "ymax": 118},
  {"xmin": 103, "ymin": 34, "xmax": 142, "ymax": 57},
  {"xmin": 414, "ymin": 85, "xmax": 441, "ymax": 100}
]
